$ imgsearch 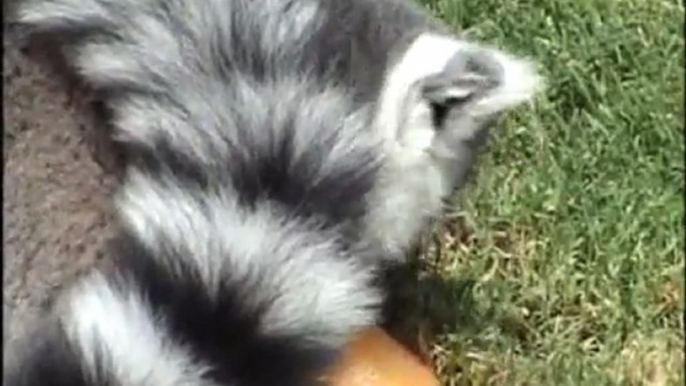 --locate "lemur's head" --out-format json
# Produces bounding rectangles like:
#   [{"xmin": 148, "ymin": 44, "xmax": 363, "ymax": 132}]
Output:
[{"xmin": 377, "ymin": 33, "xmax": 543, "ymax": 159}]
